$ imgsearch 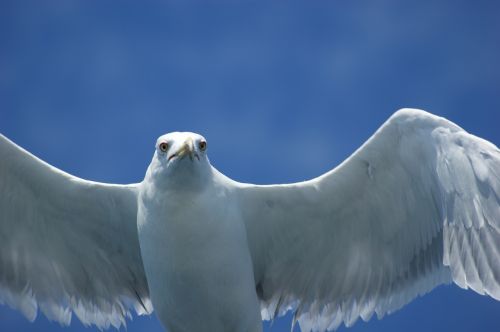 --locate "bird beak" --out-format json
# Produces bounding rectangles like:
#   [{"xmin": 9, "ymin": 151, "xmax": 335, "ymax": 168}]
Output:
[{"xmin": 175, "ymin": 138, "xmax": 195, "ymax": 161}]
